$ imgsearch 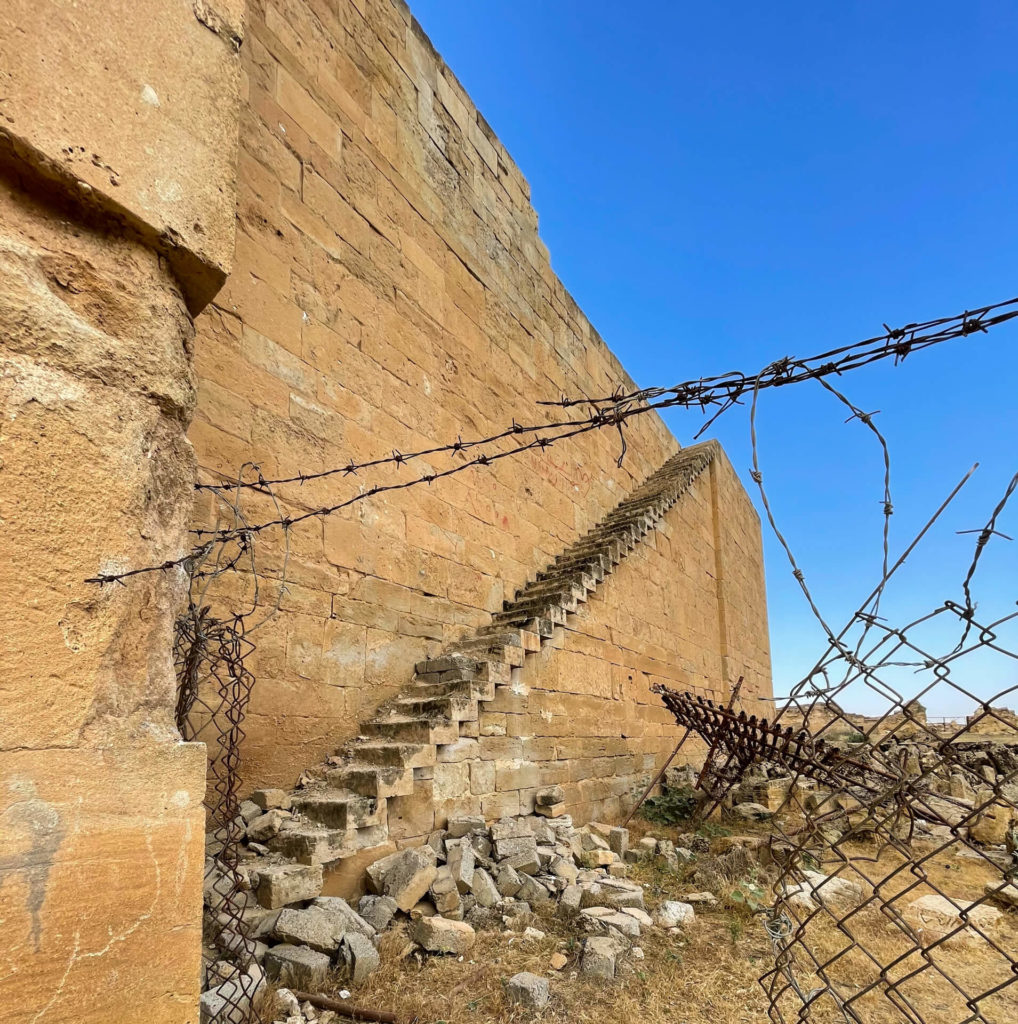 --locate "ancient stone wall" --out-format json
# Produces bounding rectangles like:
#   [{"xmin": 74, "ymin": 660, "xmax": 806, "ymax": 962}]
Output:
[
  {"xmin": 191, "ymin": 0, "xmax": 772, "ymax": 803},
  {"xmin": 0, "ymin": 2, "xmax": 242, "ymax": 1021}
]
